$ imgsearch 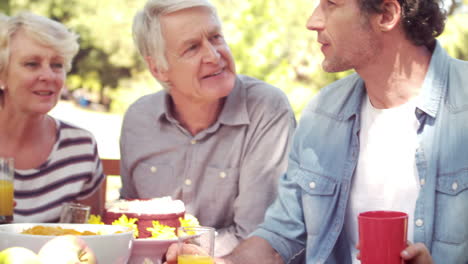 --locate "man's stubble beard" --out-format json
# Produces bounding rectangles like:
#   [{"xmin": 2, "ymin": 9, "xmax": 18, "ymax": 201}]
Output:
[{"xmin": 322, "ymin": 14, "xmax": 382, "ymax": 73}]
